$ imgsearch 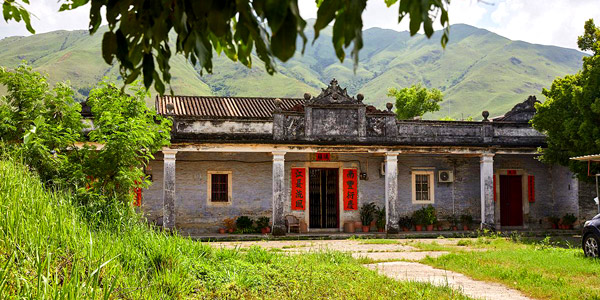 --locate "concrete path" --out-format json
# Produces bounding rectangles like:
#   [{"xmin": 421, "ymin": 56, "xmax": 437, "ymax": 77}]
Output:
[
  {"xmin": 209, "ymin": 238, "xmax": 534, "ymax": 300},
  {"xmin": 366, "ymin": 261, "xmax": 533, "ymax": 300}
]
